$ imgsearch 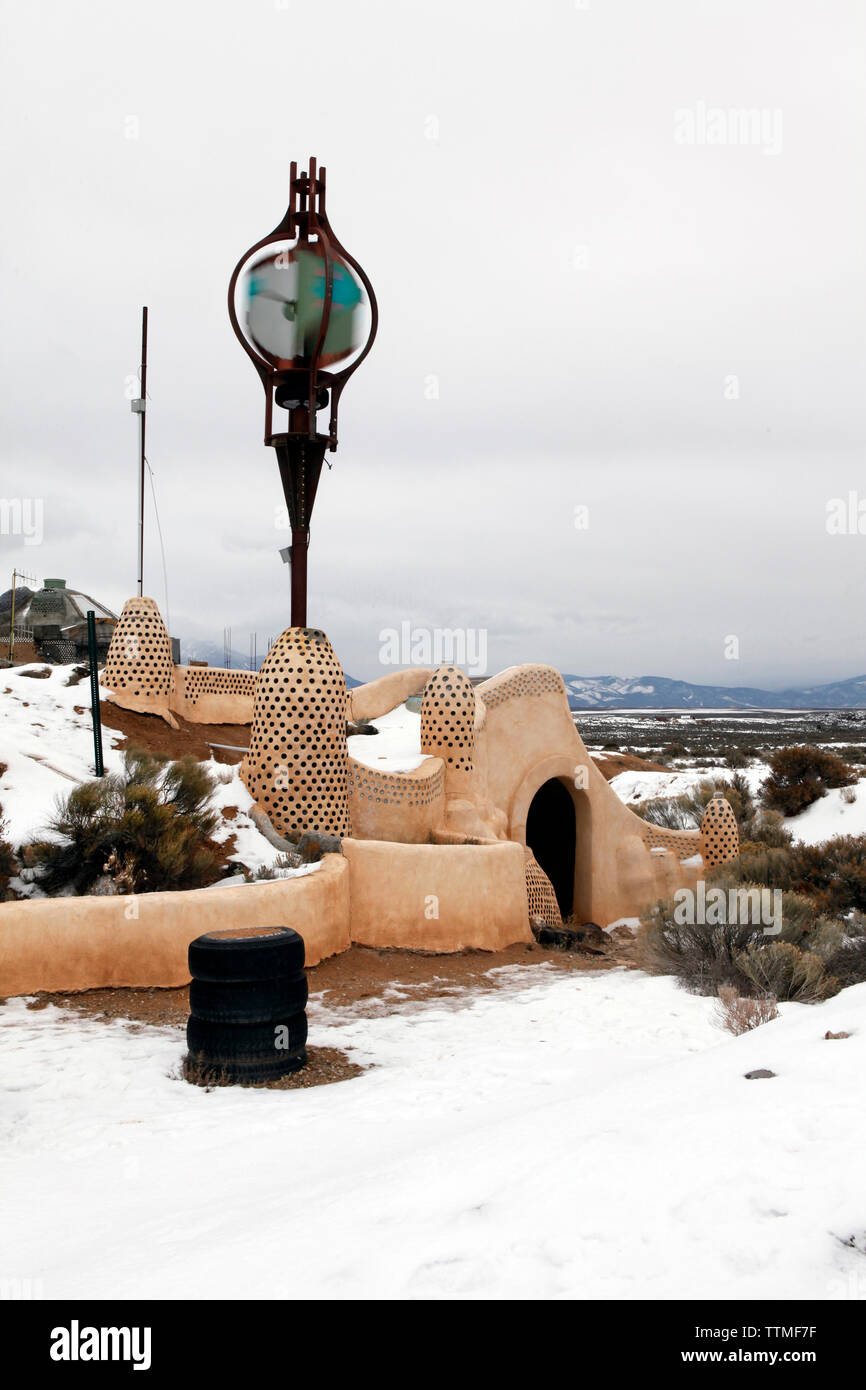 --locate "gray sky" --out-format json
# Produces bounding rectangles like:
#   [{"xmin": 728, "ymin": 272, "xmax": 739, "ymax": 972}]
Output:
[{"xmin": 1, "ymin": 0, "xmax": 864, "ymax": 686}]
